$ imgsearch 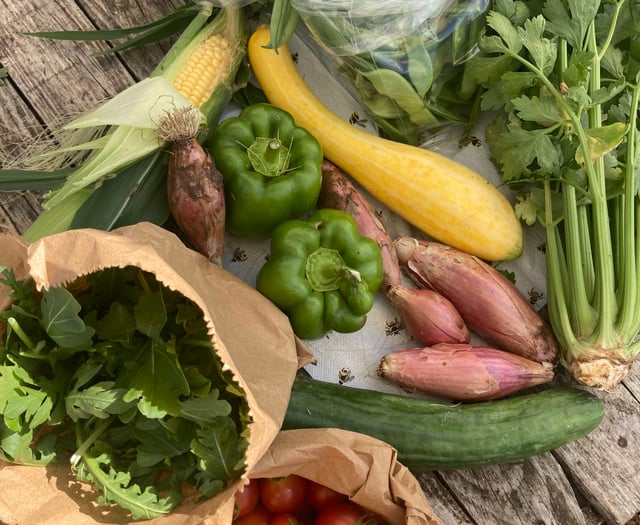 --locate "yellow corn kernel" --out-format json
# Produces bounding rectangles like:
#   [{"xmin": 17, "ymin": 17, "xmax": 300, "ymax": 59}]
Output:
[{"xmin": 172, "ymin": 34, "xmax": 233, "ymax": 108}]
